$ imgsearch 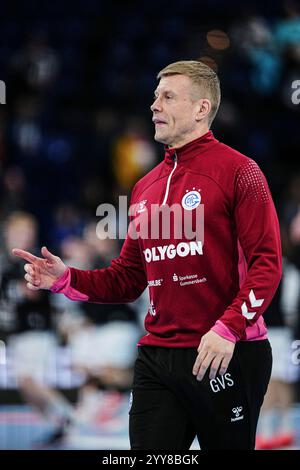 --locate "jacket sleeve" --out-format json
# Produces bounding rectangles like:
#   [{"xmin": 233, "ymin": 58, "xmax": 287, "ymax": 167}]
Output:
[
  {"xmin": 51, "ymin": 189, "xmax": 148, "ymax": 303},
  {"xmin": 215, "ymin": 159, "xmax": 282, "ymax": 340}
]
